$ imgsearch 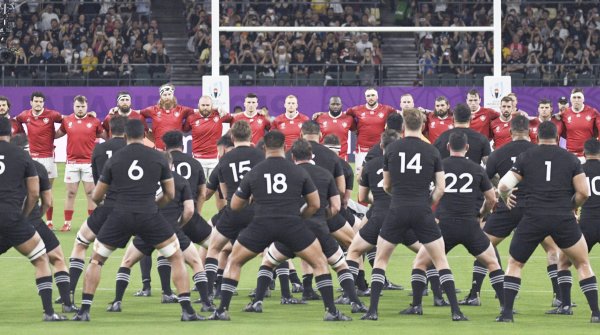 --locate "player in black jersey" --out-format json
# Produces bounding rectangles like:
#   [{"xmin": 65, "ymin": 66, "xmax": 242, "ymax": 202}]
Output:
[
  {"xmin": 461, "ymin": 115, "xmax": 565, "ymax": 308},
  {"xmin": 434, "ymin": 104, "xmax": 491, "ymax": 165},
  {"xmin": 406, "ymin": 132, "xmax": 504, "ymax": 314},
  {"xmin": 204, "ymin": 121, "xmax": 265, "ymax": 298},
  {"xmin": 551, "ymin": 138, "xmax": 600, "ymax": 316},
  {"xmin": 323, "ymin": 135, "xmax": 359, "ymax": 226},
  {"xmin": 5, "ymin": 135, "xmax": 78, "ymax": 313},
  {"xmin": 66, "ymin": 116, "xmax": 128, "ymax": 302},
  {"xmin": 105, "ymin": 154, "xmax": 214, "ymax": 316},
  {"xmin": 496, "ymin": 121, "xmax": 600, "ymax": 323},
  {"xmin": 244, "ymin": 139, "xmax": 367, "ymax": 313},
  {"xmin": 208, "ymin": 131, "xmax": 351, "ymax": 321},
  {"xmin": 73, "ymin": 119, "xmax": 202, "ymax": 322},
  {"xmin": 0, "ymin": 118, "xmax": 65, "ymax": 321},
  {"xmin": 361, "ymin": 108, "xmax": 467, "ymax": 321}
]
